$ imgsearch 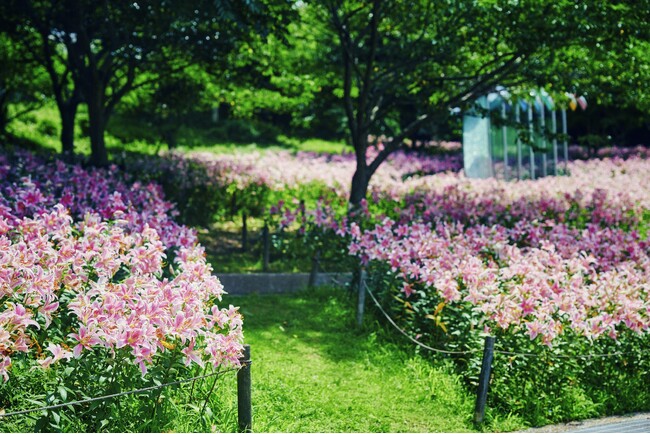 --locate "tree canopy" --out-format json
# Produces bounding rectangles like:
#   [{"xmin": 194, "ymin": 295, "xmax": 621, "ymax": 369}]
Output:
[
  {"xmin": 1, "ymin": 0, "xmax": 648, "ymax": 202},
  {"xmin": 1, "ymin": 0, "xmax": 296, "ymax": 165},
  {"xmin": 312, "ymin": 0, "xmax": 649, "ymax": 205}
]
